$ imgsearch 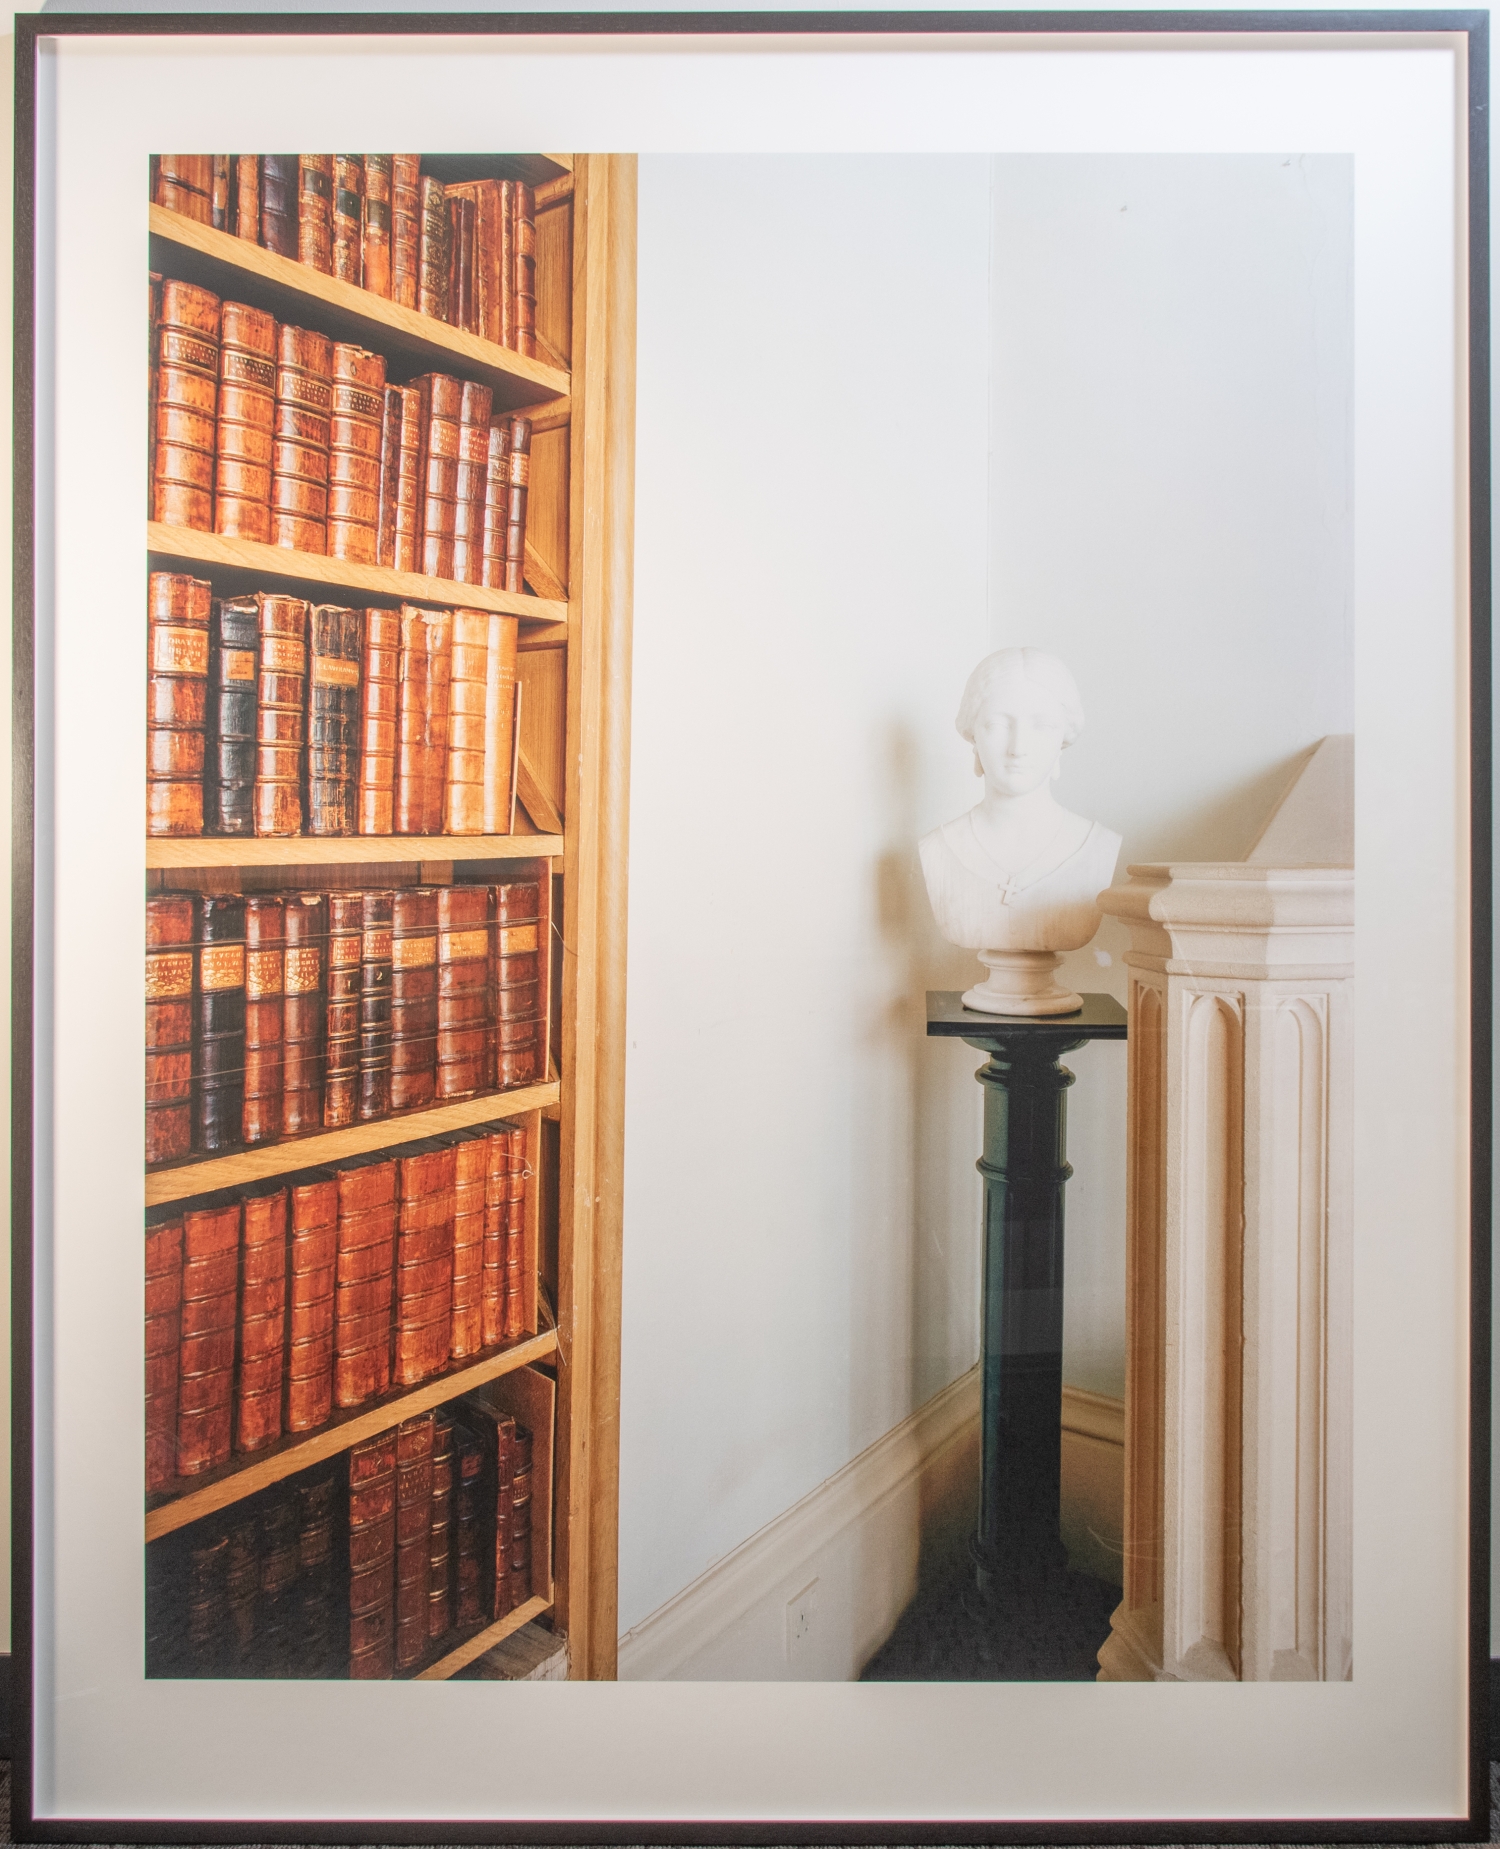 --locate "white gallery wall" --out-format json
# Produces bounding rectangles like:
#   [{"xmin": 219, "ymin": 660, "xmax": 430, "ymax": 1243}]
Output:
[{"xmin": 620, "ymin": 150, "xmax": 1353, "ymax": 1646}]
